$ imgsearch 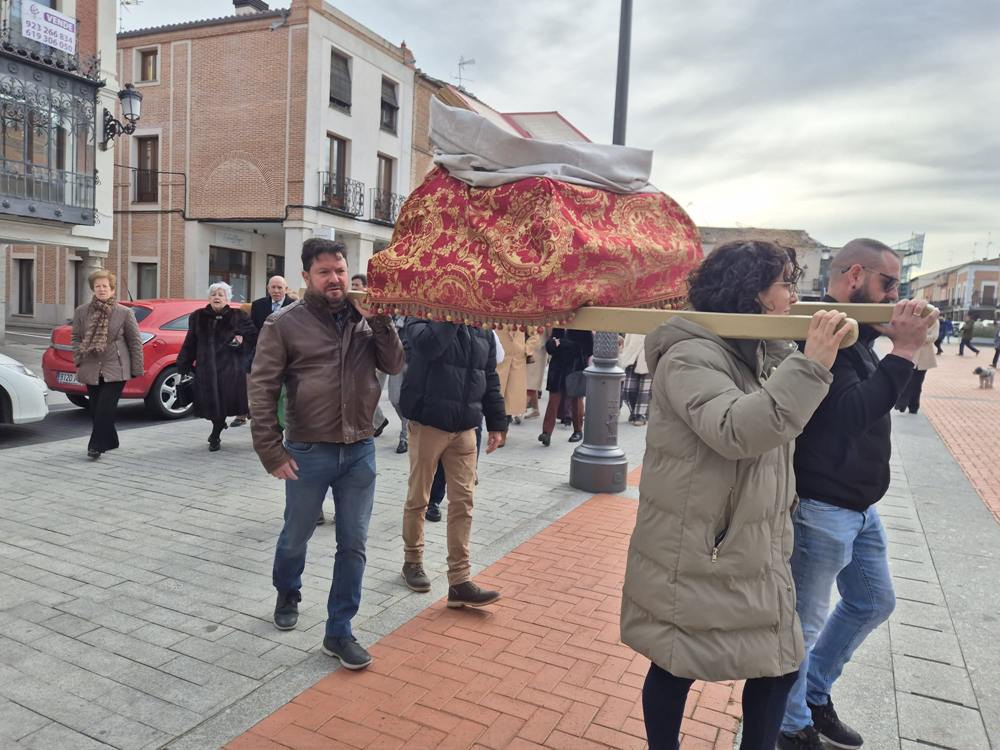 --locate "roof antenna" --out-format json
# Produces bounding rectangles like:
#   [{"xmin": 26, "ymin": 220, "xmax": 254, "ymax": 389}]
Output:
[
  {"xmin": 454, "ymin": 55, "xmax": 475, "ymax": 88},
  {"xmin": 119, "ymin": 0, "xmax": 143, "ymax": 33}
]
